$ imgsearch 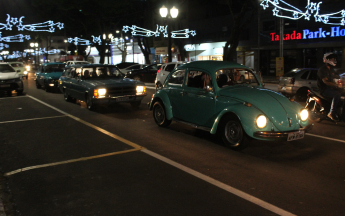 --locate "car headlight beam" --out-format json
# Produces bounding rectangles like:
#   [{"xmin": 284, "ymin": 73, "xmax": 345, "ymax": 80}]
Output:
[
  {"xmin": 300, "ymin": 109, "xmax": 308, "ymax": 121},
  {"xmin": 136, "ymin": 86, "xmax": 146, "ymax": 95},
  {"xmin": 94, "ymin": 88, "xmax": 106, "ymax": 98},
  {"xmin": 256, "ymin": 115, "xmax": 267, "ymax": 129}
]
